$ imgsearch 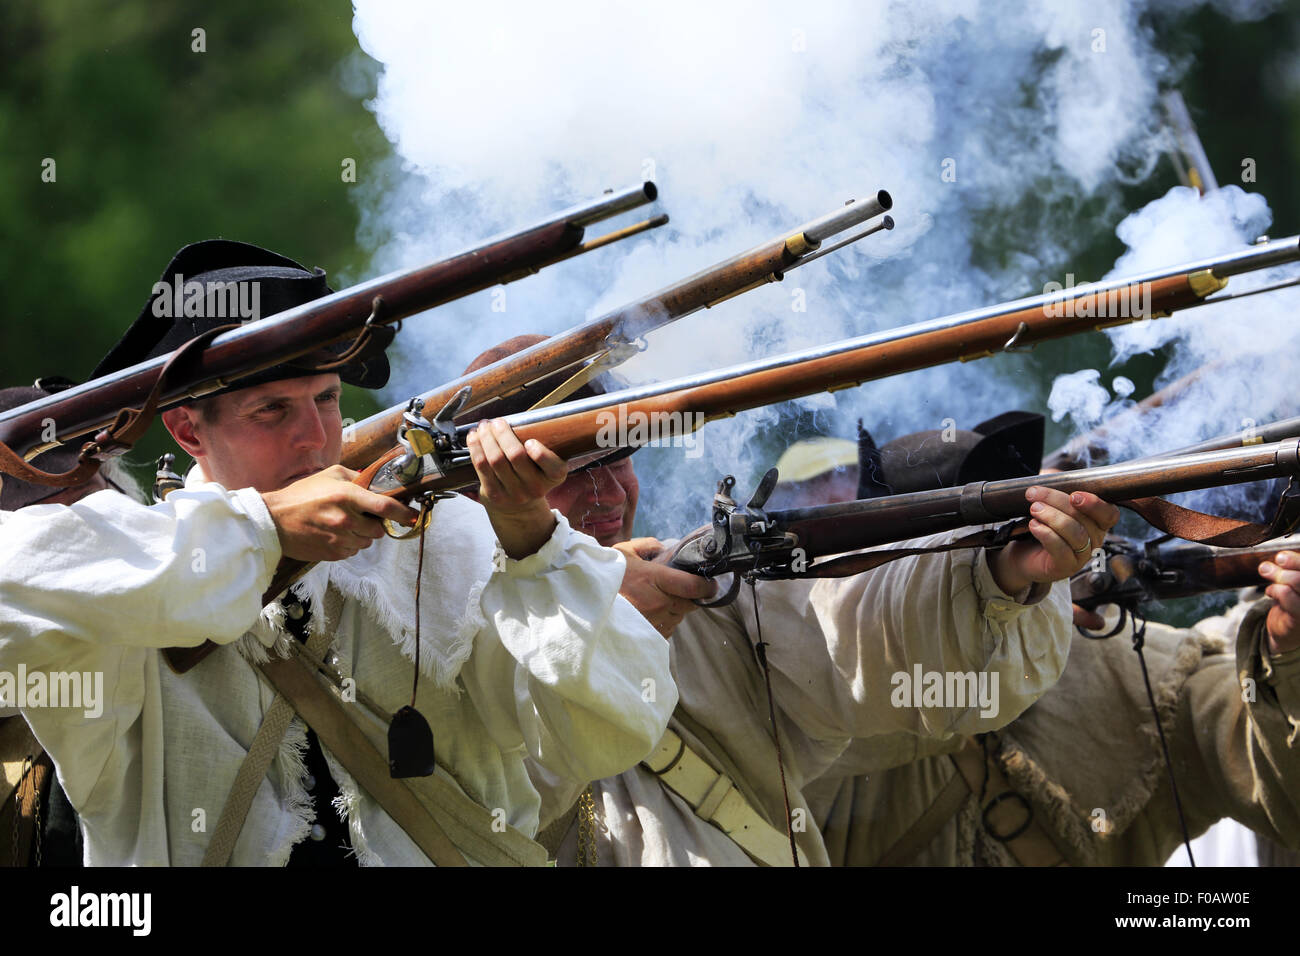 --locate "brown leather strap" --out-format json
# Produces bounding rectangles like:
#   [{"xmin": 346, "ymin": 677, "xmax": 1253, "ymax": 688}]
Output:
[
  {"xmin": 1123, "ymin": 488, "xmax": 1300, "ymax": 548},
  {"xmin": 258, "ymin": 651, "xmax": 470, "ymax": 867},
  {"xmin": 794, "ymin": 487, "xmax": 1300, "ymax": 580},
  {"xmin": 872, "ymin": 769, "xmax": 970, "ymax": 866},
  {"xmin": 0, "ymin": 323, "xmax": 238, "ymax": 487},
  {"xmin": 297, "ymin": 297, "xmax": 396, "ymax": 372},
  {"xmin": 0, "ymin": 443, "xmax": 99, "ymax": 488}
]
